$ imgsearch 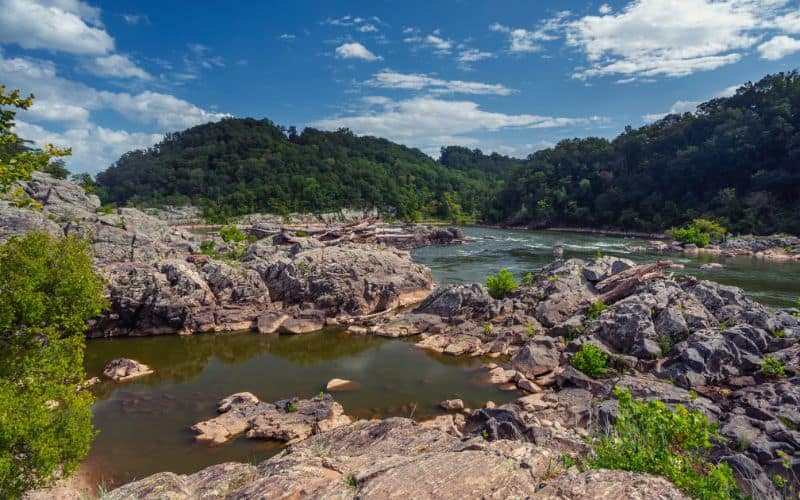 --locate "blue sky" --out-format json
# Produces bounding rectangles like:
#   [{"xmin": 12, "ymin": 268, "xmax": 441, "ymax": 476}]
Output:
[{"xmin": 1, "ymin": 0, "xmax": 799, "ymax": 174}]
